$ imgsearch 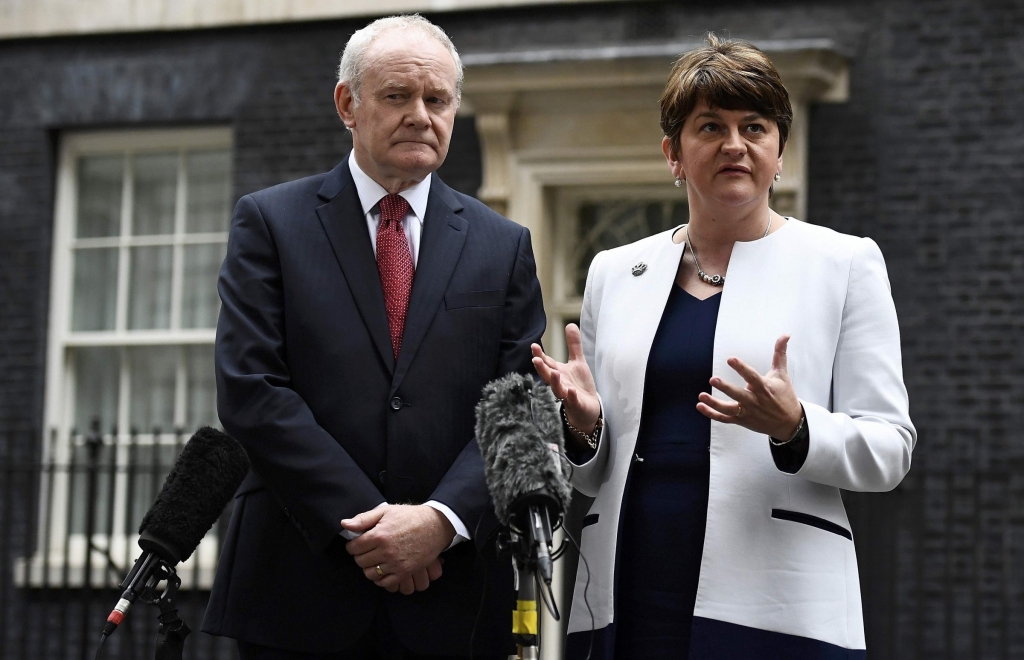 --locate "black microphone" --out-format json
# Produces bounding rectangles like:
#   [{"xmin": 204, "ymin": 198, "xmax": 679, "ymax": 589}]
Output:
[
  {"xmin": 102, "ymin": 426, "xmax": 249, "ymax": 638},
  {"xmin": 475, "ymin": 372, "xmax": 572, "ymax": 585}
]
